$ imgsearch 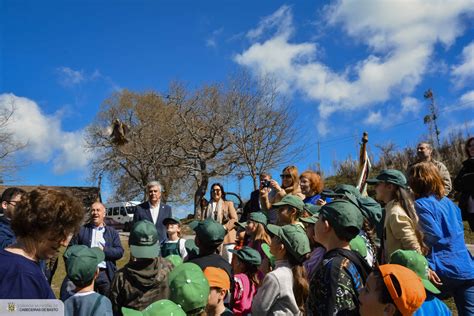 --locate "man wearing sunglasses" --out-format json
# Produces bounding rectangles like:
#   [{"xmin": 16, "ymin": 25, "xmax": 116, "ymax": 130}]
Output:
[{"xmin": 0, "ymin": 187, "xmax": 25, "ymax": 249}]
